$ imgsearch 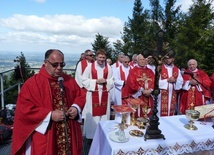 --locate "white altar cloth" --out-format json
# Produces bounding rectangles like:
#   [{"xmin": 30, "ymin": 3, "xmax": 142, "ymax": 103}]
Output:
[{"xmin": 89, "ymin": 115, "xmax": 214, "ymax": 155}]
